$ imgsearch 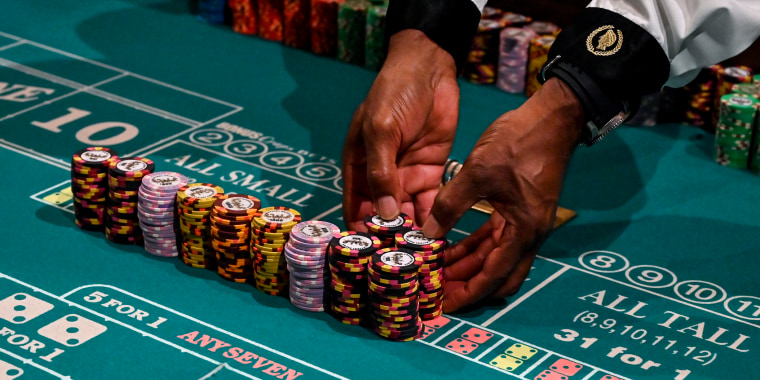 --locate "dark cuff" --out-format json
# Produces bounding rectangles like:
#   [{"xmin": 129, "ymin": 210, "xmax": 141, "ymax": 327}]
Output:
[
  {"xmin": 547, "ymin": 7, "xmax": 669, "ymax": 100},
  {"xmin": 385, "ymin": 0, "xmax": 481, "ymax": 73}
]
